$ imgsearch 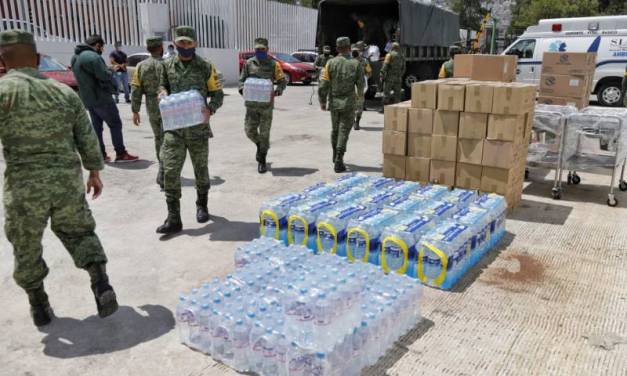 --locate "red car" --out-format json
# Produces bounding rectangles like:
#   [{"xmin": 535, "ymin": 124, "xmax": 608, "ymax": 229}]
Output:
[
  {"xmin": 239, "ymin": 51, "xmax": 317, "ymax": 85},
  {"xmin": 0, "ymin": 54, "xmax": 78, "ymax": 90}
]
